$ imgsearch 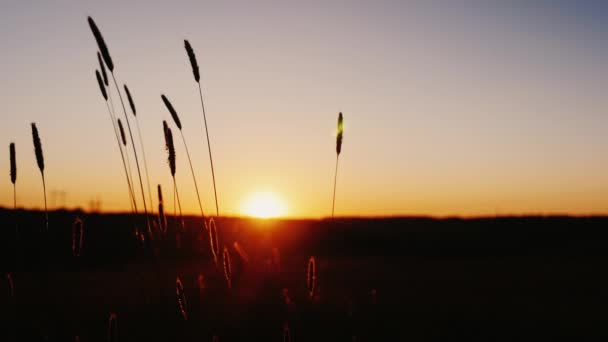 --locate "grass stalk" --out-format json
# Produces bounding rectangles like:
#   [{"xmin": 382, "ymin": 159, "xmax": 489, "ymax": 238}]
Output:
[
  {"xmin": 124, "ymin": 84, "xmax": 154, "ymax": 215},
  {"xmin": 31, "ymin": 123, "xmax": 47, "ymax": 231},
  {"xmin": 185, "ymin": 40, "xmax": 220, "ymax": 216},
  {"xmin": 331, "ymin": 112, "xmax": 344, "ymax": 218}
]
